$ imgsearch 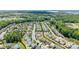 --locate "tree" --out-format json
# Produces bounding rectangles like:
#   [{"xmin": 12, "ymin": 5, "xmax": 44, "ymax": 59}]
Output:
[
  {"xmin": 4, "ymin": 30, "xmax": 24, "ymax": 43},
  {"xmin": 72, "ymin": 30, "xmax": 79, "ymax": 40}
]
